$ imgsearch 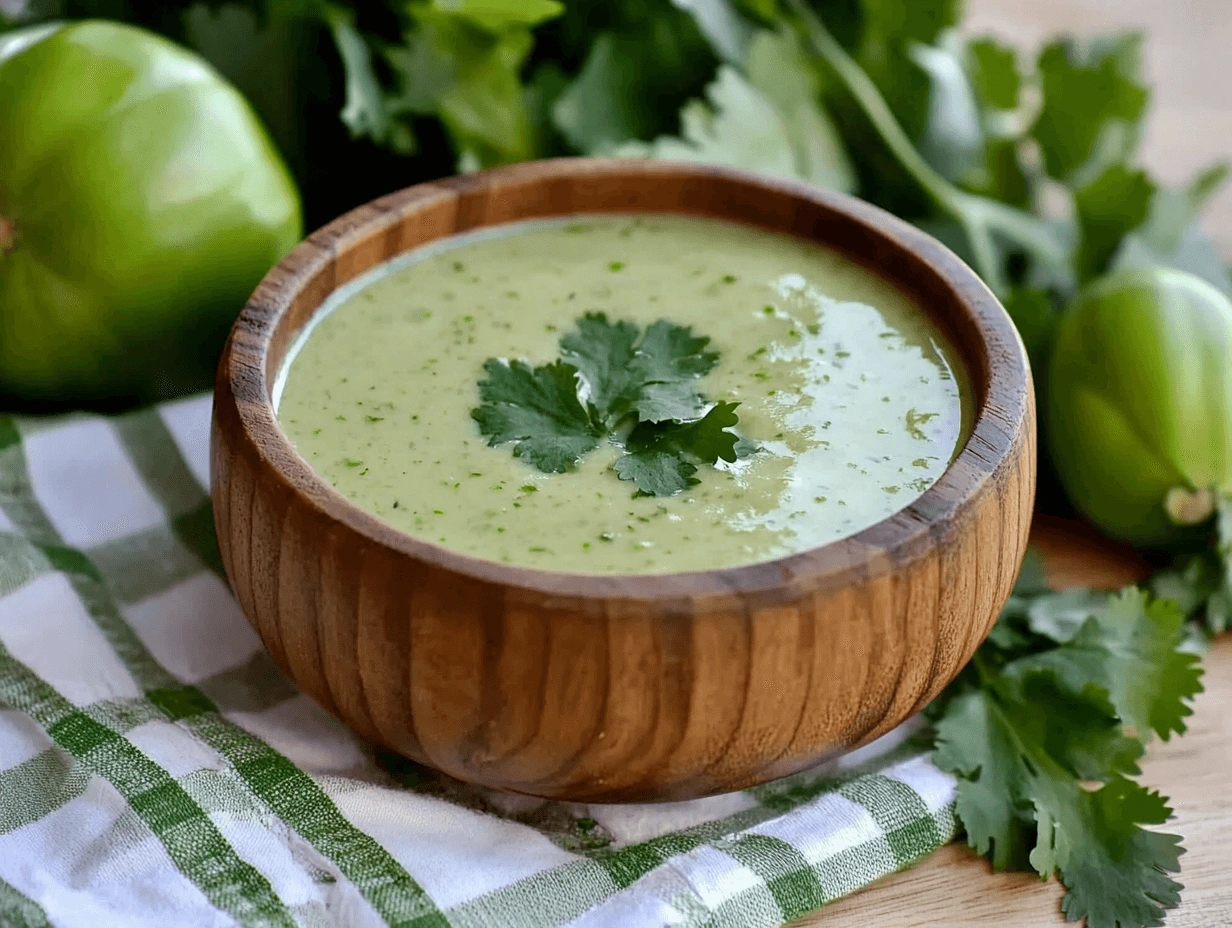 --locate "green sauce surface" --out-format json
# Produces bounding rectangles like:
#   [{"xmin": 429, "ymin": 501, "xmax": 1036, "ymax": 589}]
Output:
[{"xmin": 276, "ymin": 214, "xmax": 971, "ymax": 573}]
